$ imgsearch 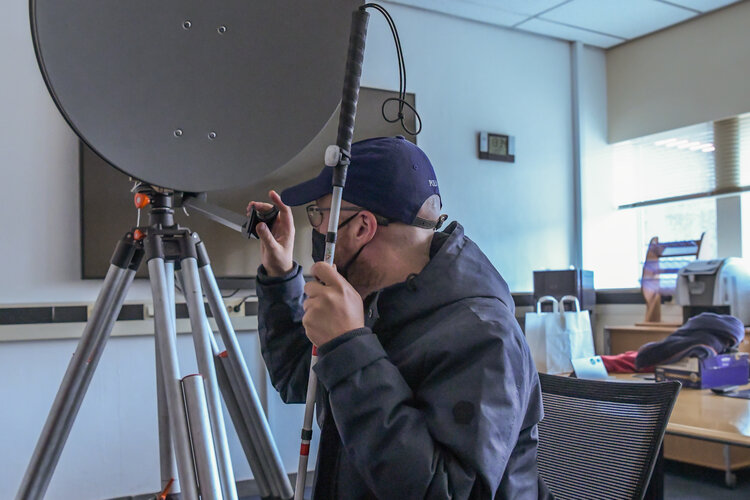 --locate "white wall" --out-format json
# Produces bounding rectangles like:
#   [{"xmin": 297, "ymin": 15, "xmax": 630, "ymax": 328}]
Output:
[
  {"xmin": 367, "ymin": 3, "xmax": 577, "ymax": 292},
  {"xmin": 0, "ymin": 2, "xmax": 590, "ymax": 498},
  {"xmin": 607, "ymin": 0, "xmax": 750, "ymax": 143},
  {"xmin": 0, "ymin": 1, "xmax": 131, "ymax": 305},
  {"xmin": 579, "ymin": 44, "xmax": 642, "ymax": 289}
]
